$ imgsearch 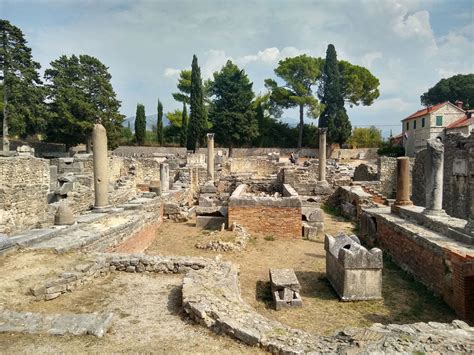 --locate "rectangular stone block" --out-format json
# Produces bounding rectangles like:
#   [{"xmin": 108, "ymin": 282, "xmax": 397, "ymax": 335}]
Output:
[{"xmin": 196, "ymin": 216, "xmax": 226, "ymax": 230}]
